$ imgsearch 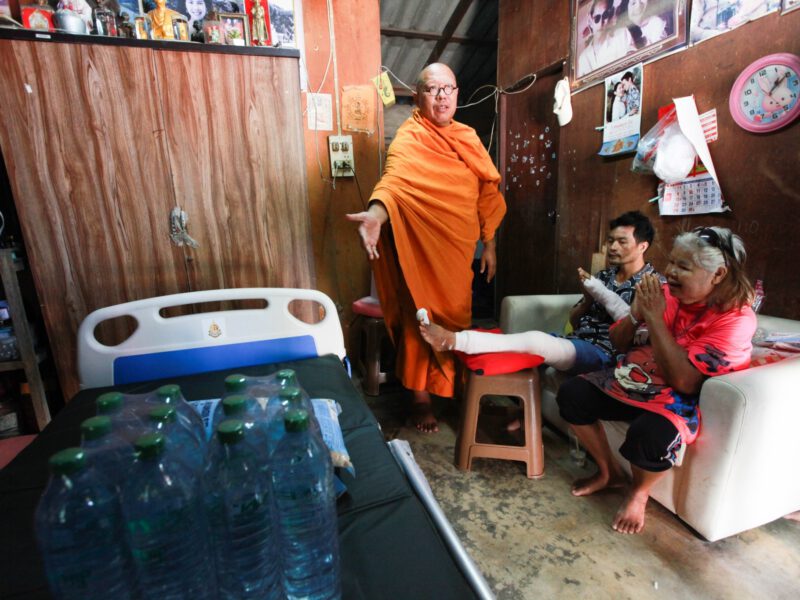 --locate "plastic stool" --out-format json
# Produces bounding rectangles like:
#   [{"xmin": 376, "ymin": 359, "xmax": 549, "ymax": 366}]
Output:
[
  {"xmin": 455, "ymin": 368, "xmax": 544, "ymax": 479},
  {"xmin": 351, "ymin": 296, "xmax": 390, "ymax": 396}
]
